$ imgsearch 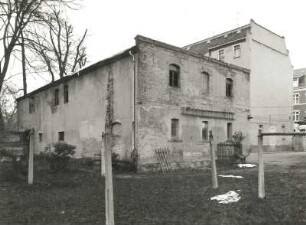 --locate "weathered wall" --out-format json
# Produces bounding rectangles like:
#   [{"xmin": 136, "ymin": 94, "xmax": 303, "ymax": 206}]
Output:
[
  {"xmin": 17, "ymin": 57, "xmax": 134, "ymax": 159},
  {"xmin": 135, "ymin": 37, "xmax": 250, "ymax": 169}
]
